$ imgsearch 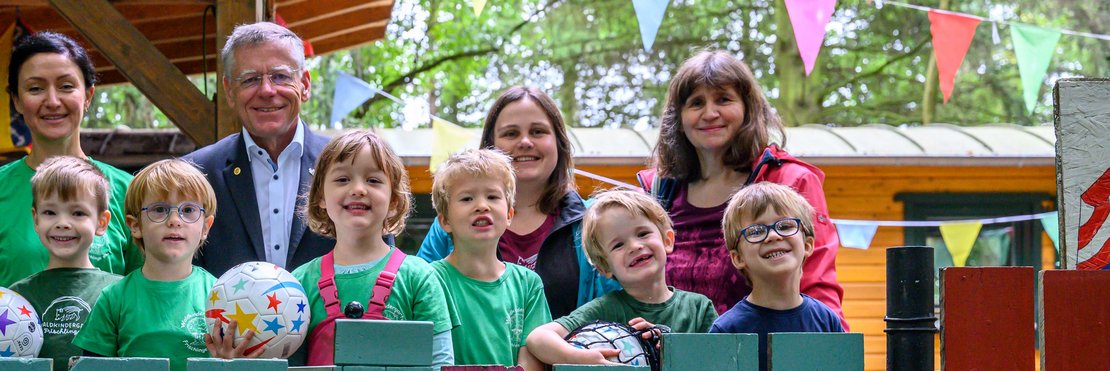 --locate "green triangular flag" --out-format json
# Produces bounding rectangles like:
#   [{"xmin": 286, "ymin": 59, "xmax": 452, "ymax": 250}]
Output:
[{"xmin": 1010, "ymin": 23, "xmax": 1061, "ymax": 114}]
